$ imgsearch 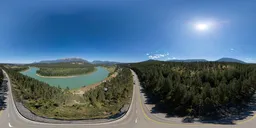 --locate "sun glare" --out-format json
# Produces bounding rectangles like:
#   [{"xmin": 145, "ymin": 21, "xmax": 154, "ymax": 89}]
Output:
[{"xmin": 195, "ymin": 23, "xmax": 209, "ymax": 31}]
